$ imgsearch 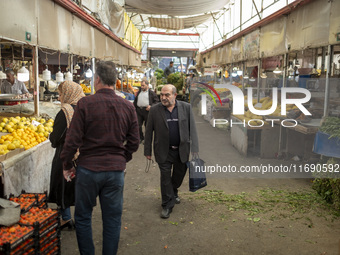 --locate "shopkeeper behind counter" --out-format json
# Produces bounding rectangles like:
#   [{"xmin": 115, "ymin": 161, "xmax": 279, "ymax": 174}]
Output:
[{"xmin": 0, "ymin": 69, "xmax": 30, "ymax": 96}]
